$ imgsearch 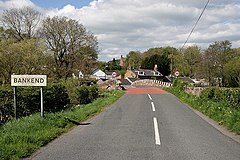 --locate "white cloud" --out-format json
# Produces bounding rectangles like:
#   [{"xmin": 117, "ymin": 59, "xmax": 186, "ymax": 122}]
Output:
[
  {"xmin": 0, "ymin": 0, "xmax": 38, "ymax": 11},
  {"xmin": 64, "ymin": 0, "xmax": 240, "ymax": 61},
  {"xmin": 1, "ymin": 0, "xmax": 240, "ymax": 61}
]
